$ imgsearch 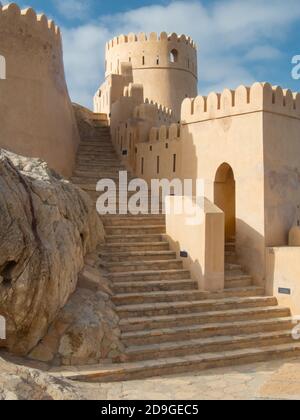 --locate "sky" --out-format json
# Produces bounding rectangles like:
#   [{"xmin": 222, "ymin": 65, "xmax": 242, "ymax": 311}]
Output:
[{"xmin": 5, "ymin": 0, "xmax": 300, "ymax": 108}]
